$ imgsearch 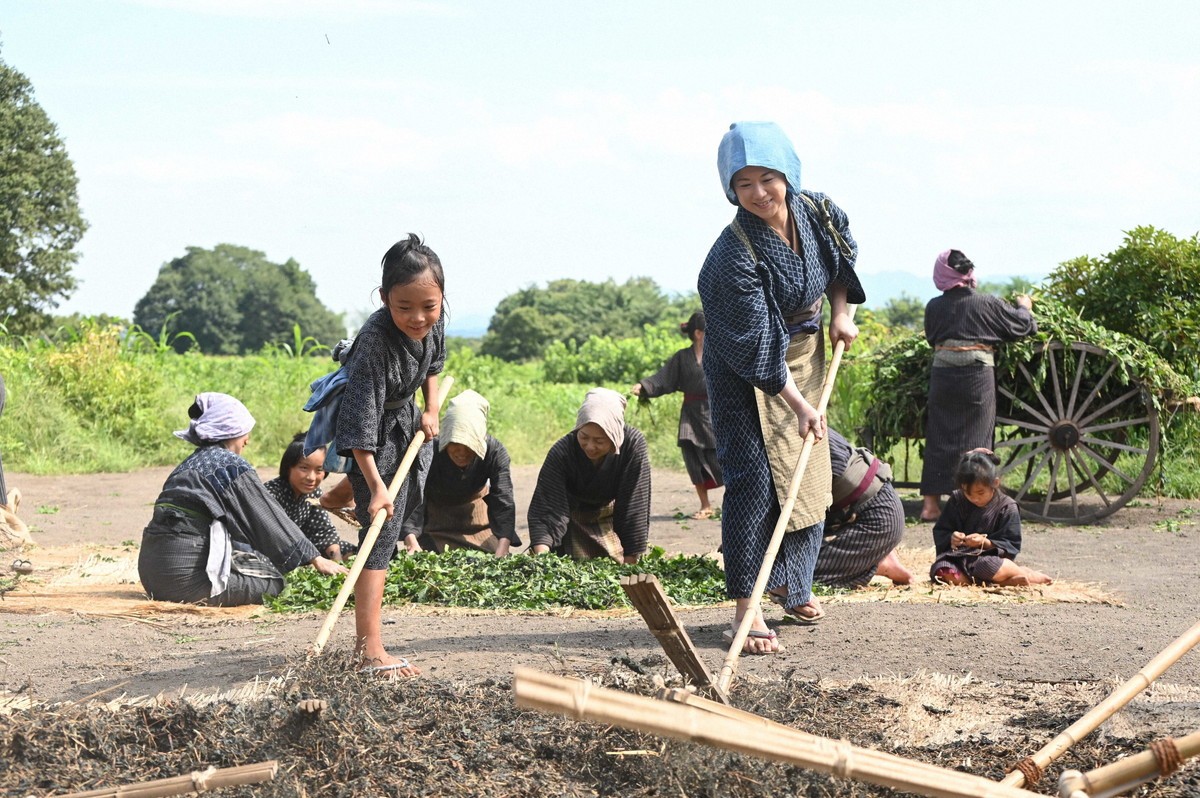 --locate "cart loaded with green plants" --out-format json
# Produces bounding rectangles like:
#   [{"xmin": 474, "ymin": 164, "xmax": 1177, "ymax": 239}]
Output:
[{"xmin": 864, "ymin": 227, "xmax": 1200, "ymax": 524}]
